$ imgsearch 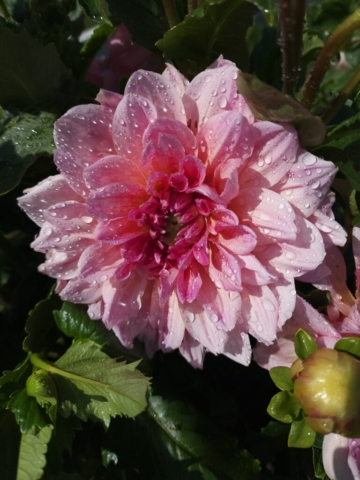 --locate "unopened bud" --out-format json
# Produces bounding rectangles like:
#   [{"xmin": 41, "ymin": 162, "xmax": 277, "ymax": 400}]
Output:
[{"xmin": 291, "ymin": 348, "xmax": 360, "ymax": 438}]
